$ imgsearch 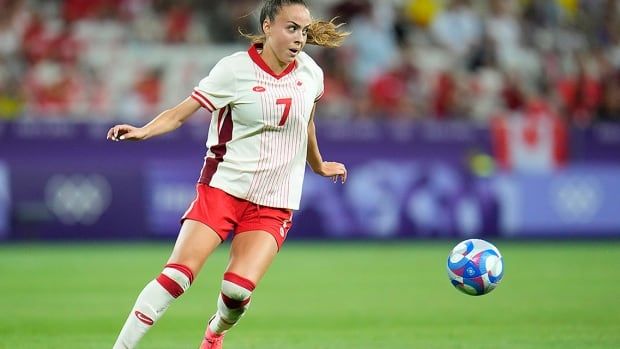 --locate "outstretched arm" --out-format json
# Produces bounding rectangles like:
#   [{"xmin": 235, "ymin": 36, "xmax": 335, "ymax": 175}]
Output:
[
  {"xmin": 107, "ymin": 97, "xmax": 201, "ymax": 141},
  {"xmin": 306, "ymin": 104, "xmax": 347, "ymax": 183}
]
